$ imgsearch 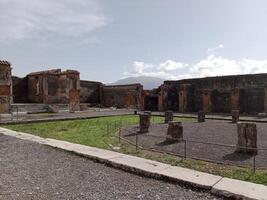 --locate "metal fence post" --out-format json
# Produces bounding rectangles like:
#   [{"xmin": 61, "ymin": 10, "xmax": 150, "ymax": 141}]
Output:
[
  {"xmin": 184, "ymin": 140, "xmax": 187, "ymax": 159},
  {"xmin": 107, "ymin": 123, "xmax": 110, "ymax": 135},
  {"xmin": 16, "ymin": 106, "xmax": 19, "ymax": 121},
  {"xmin": 253, "ymin": 154, "xmax": 256, "ymax": 173},
  {"xmin": 135, "ymin": 133, "xmax": 138, "ymax": 151},
  {"xmin": 119, "ymin": 128, "xmax": 121, "ymax": 143}
]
